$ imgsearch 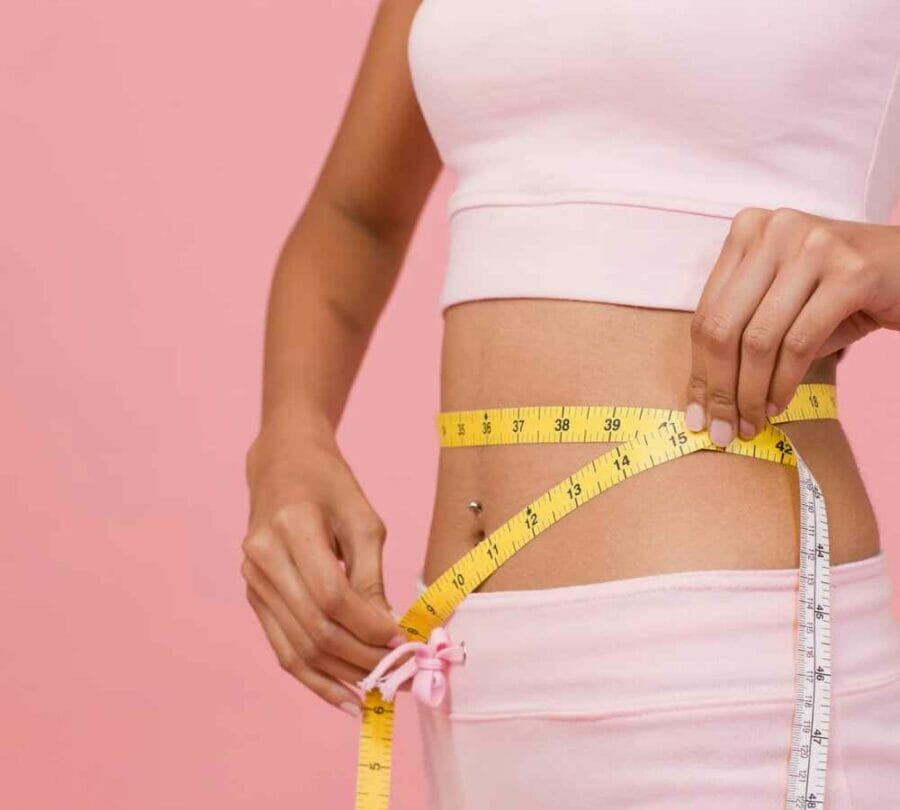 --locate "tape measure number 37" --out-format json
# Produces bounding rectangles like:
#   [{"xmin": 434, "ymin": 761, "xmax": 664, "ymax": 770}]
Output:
[{"xmin": 353, "ymin": 383, "xmax": 837, "ymax": 810}]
